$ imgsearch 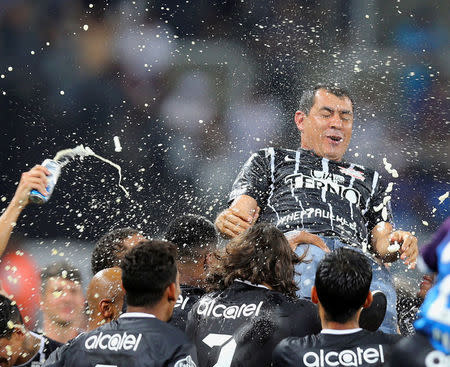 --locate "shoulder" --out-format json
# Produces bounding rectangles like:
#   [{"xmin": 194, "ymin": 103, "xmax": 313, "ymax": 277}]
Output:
[
  {"xmin": 362, "ymin": 330, "xmax": 403, "ymax": 344},
  {"xmin": 273, "ymin": 335, "xmax": 316, "ymax": 364}
]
